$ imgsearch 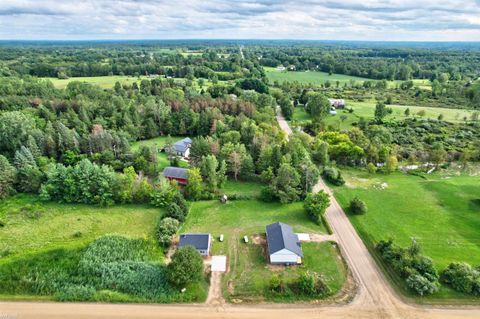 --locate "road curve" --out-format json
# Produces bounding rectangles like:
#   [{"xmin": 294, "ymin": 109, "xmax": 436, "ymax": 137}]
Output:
[{"xmin": 1, "ymin": 114, "xmax": 479, "ymax": 319}]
